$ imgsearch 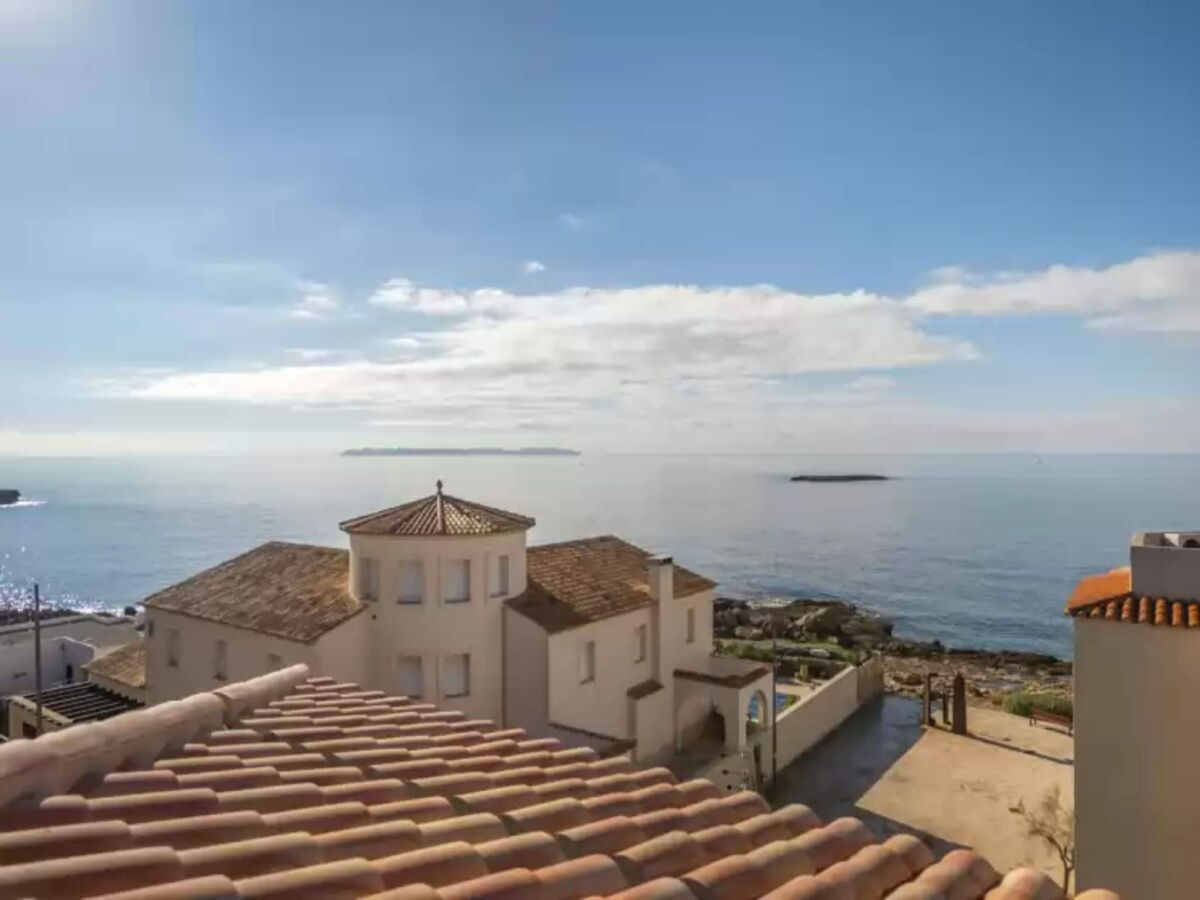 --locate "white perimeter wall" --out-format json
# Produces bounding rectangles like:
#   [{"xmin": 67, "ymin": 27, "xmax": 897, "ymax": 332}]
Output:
[
  {"xmin": 775, "ymin": 655, "xmax": 884, "ymax": 770},
  {"xmin": 0, "ymin": 617, "xmax": 137, "ymax": 650},
  {"xmin": 1075, "ymin": 619, "xmax": 1200, "ymax": 899}
]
